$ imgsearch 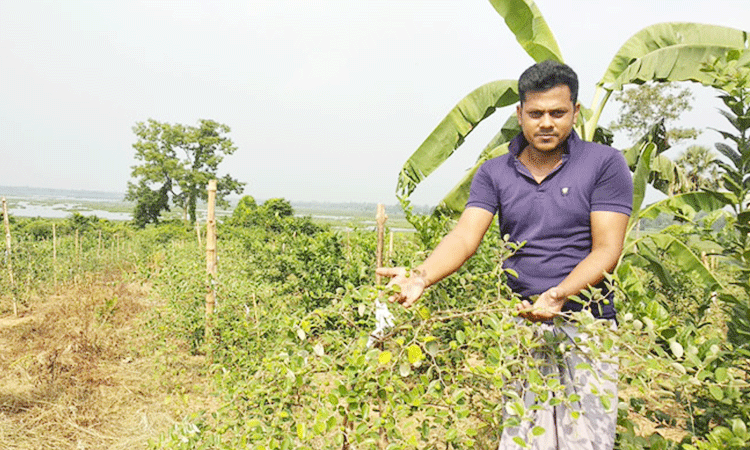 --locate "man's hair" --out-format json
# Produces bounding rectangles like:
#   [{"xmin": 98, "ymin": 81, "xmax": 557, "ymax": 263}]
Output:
[{"xmin": 518, "ymin": 60, "xmax": 578, "ymax": 105}]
